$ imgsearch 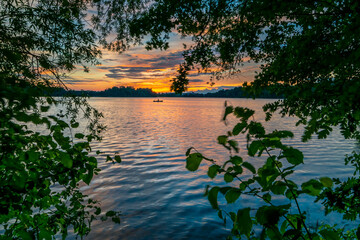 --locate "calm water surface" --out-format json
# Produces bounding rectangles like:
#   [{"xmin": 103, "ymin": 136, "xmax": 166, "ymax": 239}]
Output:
[{"xmin": 79, "ymin": 98, "xmax": 356, "ymax": 239}]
